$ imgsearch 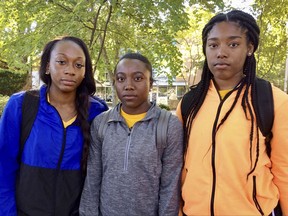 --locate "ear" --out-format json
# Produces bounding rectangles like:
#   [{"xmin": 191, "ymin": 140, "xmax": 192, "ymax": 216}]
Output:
[
  {"xmin": 46, "ymin": 63, "xmax": 50, "ymax": 71},
  {"xmin": 112, "ymin": 77, "xmax": 116, "ymax": 86},
  {"xmin": 247, "ymin": 43, "xmax": 254, "ymax": 56},
  {"xmin": 149, "ymin": 81, "xmax": 153, "ymax": 91},
  {"xmin": 45, "ymin": 63, "xmax": 50, "ymax": 75}
]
